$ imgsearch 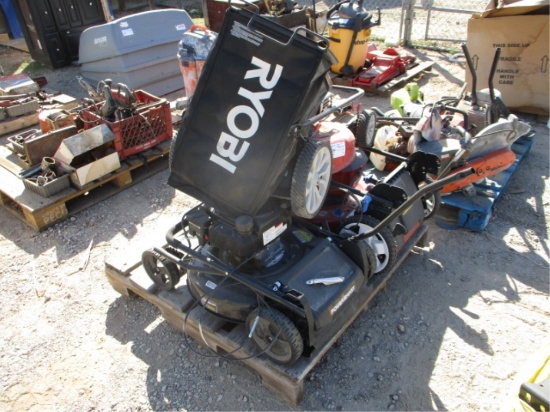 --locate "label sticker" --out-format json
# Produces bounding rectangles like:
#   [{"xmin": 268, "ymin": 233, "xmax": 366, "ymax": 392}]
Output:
[
  {"xmin": 176, "ymin": 24, "xmax": 187, "ymax": 31},
  {"xmin": 205, "ymin": 280, "xmax": 217, "ymax": 290},
  {"xmin": 330, "ymin": 285, "xmax": 356, "ymax": 316},
  {"xmin": 122, "ymin": 28, "xmax": 134, "ymax": 37},
  {"xmin": 331, "ymin": 141, "xmax": 345, "ymax": 158},
  {"xmin": 263, "ymin": 222, "xmax": 287, "ymax": 245},
  {"xmin": 230, "ymin": 21, "xmax": 263, "ymax": 46},
  {"xmin": 94, "ymin": 36, "xmax": 107, "ymax": 46},
  {"xmin": 120, "ymin": 22, "xmax": 129, "ymax": 28}
]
